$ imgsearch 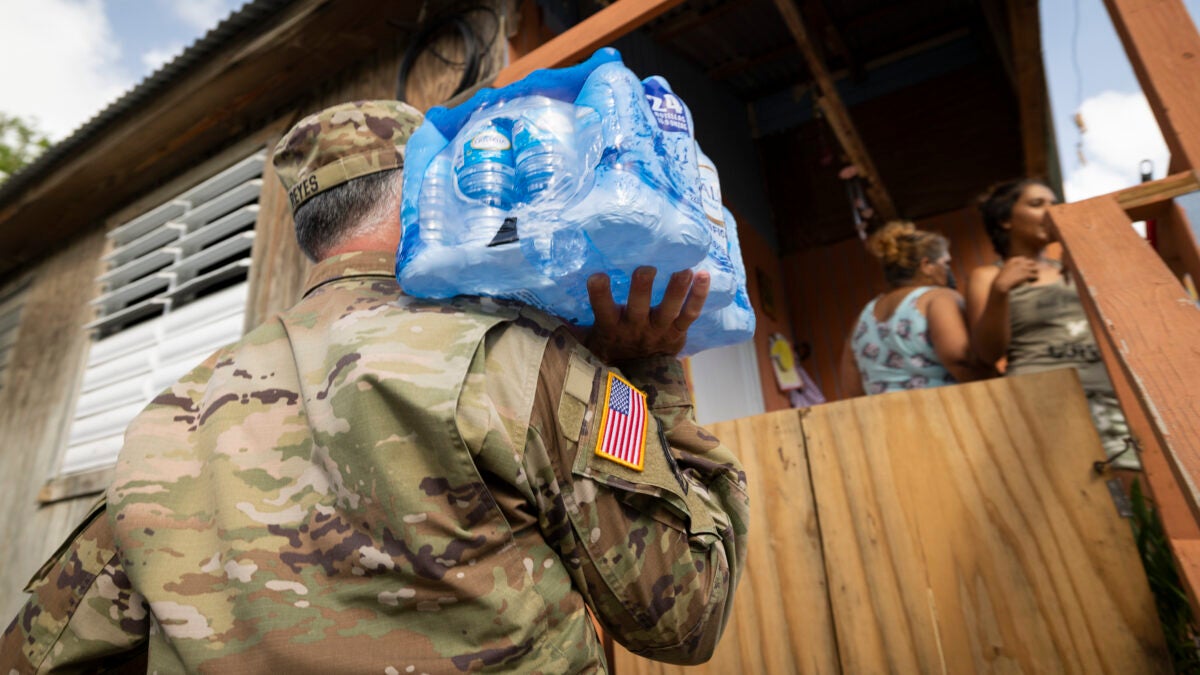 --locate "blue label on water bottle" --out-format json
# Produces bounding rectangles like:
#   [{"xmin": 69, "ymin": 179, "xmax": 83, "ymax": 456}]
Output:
[
  {"xmin": 464, "ymin": 128, "xmax": 513, "ymax": 166},
  {"xmin": 698, "ymin": 161, "xmax": 724, "ymax": 225},
  {"xmin": 643, "ymin": 80, "xmax": 689, "ymax": 133}
]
